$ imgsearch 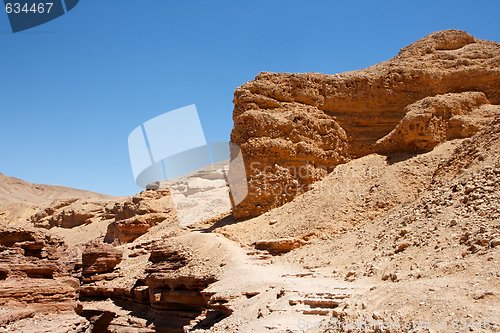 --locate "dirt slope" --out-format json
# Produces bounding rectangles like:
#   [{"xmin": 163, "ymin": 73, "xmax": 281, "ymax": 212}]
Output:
[
  {"xmin": 212, "ymin": 115, "xmax": 499, "ymax": 332},
  {"xmin": 0, "ymin": 173, "xmax": 113, "ymax": 228},
  {"xmin": 0, "ymin": 173, "xmax": 109, "ymax": 207}
]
